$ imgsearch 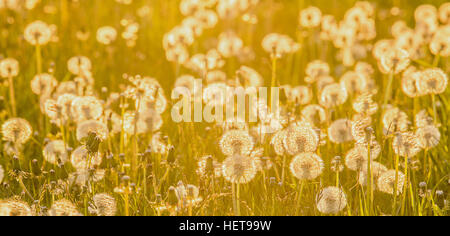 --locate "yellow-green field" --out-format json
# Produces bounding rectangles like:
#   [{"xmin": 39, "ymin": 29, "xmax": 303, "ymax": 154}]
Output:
[{"xmin": 0, "ymin": 0, "xmax": 449, "ymax": 216}]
